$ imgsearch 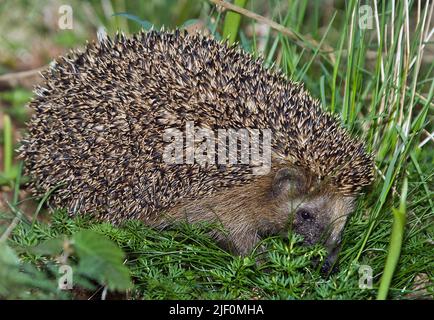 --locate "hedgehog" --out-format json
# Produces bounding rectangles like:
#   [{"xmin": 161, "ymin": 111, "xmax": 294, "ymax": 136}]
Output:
[{"xmin": 20, "ymin": 30, "xmax": 374, "ymax": 268}]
